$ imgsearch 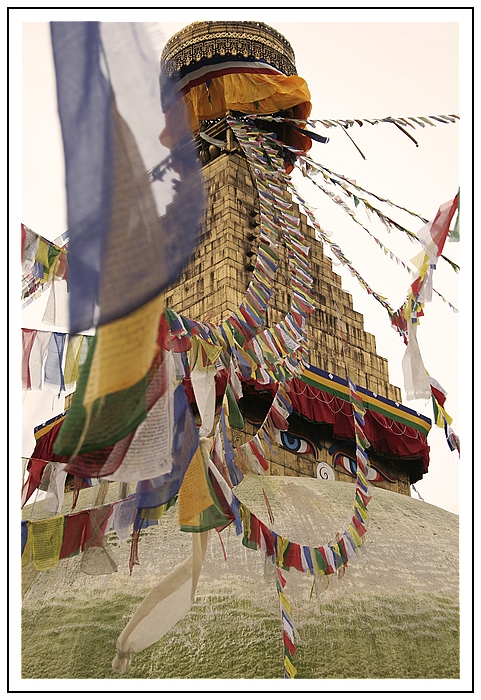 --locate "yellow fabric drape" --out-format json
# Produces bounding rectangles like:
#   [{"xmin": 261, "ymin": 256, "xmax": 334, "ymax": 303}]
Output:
[
  {"xmin": 160, "ymin": 72, "xmax": 311, "ymax": 151},
  {"xmin": 185, "ymin": 72, "xmax": 310, "ymax": 124}
]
